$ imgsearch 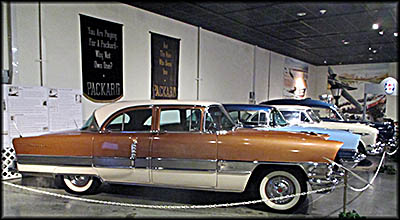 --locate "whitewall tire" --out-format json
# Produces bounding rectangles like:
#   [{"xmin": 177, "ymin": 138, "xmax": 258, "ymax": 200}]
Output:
[
  {"xmin": 62, "ymin": 175, "xmax": 100, "ymax": 194},
  {"xmin": 249, "ymin": 168, "xmax": 307, "ymax": 213}
]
